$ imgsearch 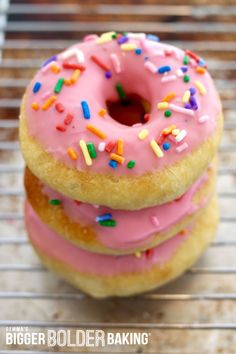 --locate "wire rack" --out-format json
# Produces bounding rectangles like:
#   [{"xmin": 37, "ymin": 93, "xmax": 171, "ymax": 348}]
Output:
[{"xmin": 0, "ymin": 1, "xmax": 236, "ymax": 353}]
